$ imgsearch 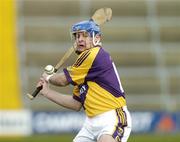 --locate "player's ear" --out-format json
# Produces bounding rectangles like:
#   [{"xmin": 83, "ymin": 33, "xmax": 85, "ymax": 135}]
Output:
[
  {"xmin": 97, "ymin": 34, "xmax": 101, "ymax": 40},
  {"xmin": 95, "ymin": 34, "xmax": 101, "ymax": 42}
]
